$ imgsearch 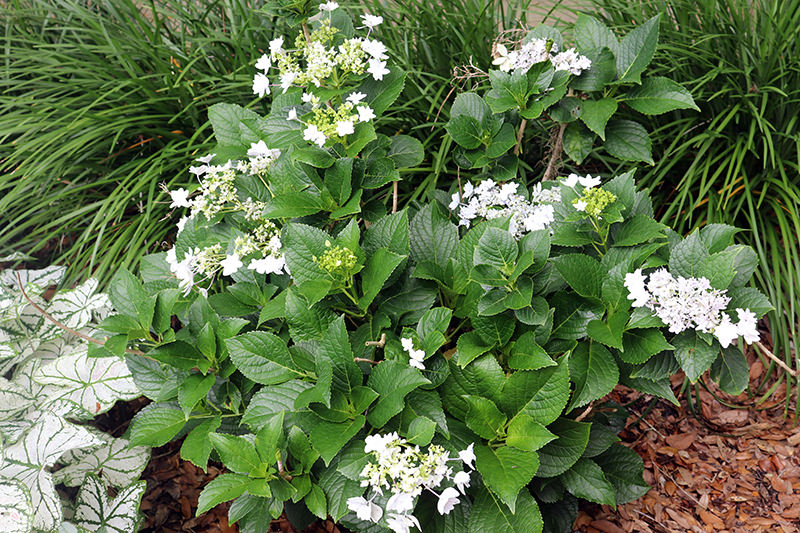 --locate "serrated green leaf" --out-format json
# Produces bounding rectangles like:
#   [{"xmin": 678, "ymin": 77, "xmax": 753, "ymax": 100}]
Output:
[
  {"xmin": 468, "ymin": 487, "xmax": 542, "ymax": 533},
  {"xmin": 227, "ymin": 331, "xmax": 305, "ymax": 385},
  {"xmin": 129, "ymin": 404, "xmax": 186, "ymax": 447},
  {"xmin": 574, "ymin": 14, "xmax": 617, "ymax": 55},
  {"xmin": 579, "ymin": 98, "xmax": 617, "ymax": 140},
  {"xmin": 561, "ymin": 458, "xmax": 616, "ymax": 506},
  {"xmin": 464, "ymin": 396, "xmax": 507, "ymax": 439},
  {"xmin": 625, "ymin": 76, "xmax": 699, "ymax": 114},
  {"xmin": 587, "ymin": 311, "xmax": 627, "ymax": 350},
  {"xmin": 568, "ymin": 342, "xmax": 619, "ymax": 409},
  {"xmin": 196, "ymin": 473, "xmax": 253, "ymax": 515},
  {"xmin": 475, "ymin": 445, "xmax": 540, "ymax": 512},
  {"xmin": 366, "ymin": 360, "xmax": 430, "ymax": 427},
  {"xmin": 595, "ymin": 444, "xmax": 650, "ymax": 504},
  {"xmin": 180, "ymin": 415, "xmax": 221, "ymax": 471},
  {"xmin": 552, "ymin": 254, "xmax": 604, "ymax": 299},
  {"xmin": 359, "ymin": 248, "xmax": 406, "ymax": 310},
  {"xmin": 406, "ymin": 416, "xmax": 437, "ymax": 446},
  {"xmin": 604, "ymin": 120, "xmax": 653, "ymax": 164},
  {"xmin": 209, "ymin": 433, "xmax": 261, "ymax": 475},
  {"xmin": 614, "ymin": 14, "xmax": 660, "ymax": 84},
  {"xmin": 672, "ymin": 330, "xmax": 720, "ymax": 382},
  {"xmin": 178, "ymin": 373, "xmax": 215, "ymax": 416},
  {"xmin": 613, "ymin": 214, "xmax": 666, "ymax": 246},
  {"xmin": 620, "ymin": 328, "xmax": 673, "ymax": 364},
  {"xmin": 387, "ymin": 135, "xmax": 424, "ymax": 168},
  {"xmin": 499, "ymin": 355, "xmax": 570, "ymax": 425},
  {"xmin": 727, "ymin": 287, "xmax": 773, "ymax": 318},
  {"xmin": 669, "ymin": 229, "xmax": 709, "ymax": 278},
  {"xmin": 506, "ymin": 414, "xmax": 557, "ymax": 451},
  {"xmin": 562, "ymin": 121, "xmax": 594, "ymax": 164},
  {"xmin": 147, "ymin": 340, "xmax": 210, "ymax": 373},
  {"xmin": 536, "ymin": 418, "xmax": 591, "ymax": 478}
]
